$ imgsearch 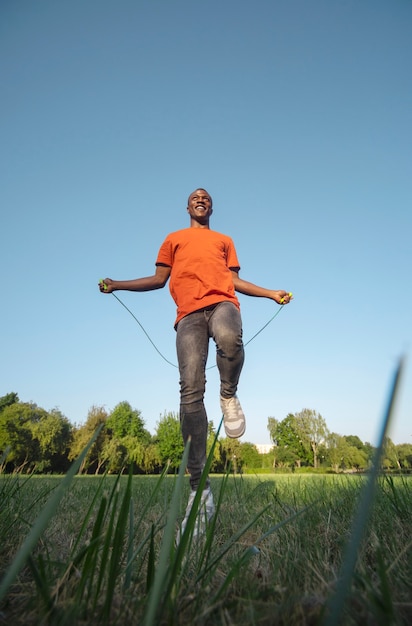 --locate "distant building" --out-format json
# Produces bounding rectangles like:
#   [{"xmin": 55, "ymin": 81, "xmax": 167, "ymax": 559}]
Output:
[{"xmin": 255, "ymin": 444, "xmax": 274, "ymax": 455}]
